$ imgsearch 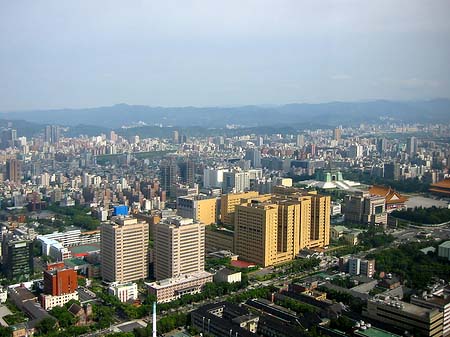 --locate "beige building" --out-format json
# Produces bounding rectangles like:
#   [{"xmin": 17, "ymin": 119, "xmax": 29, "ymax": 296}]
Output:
[
  {"xmin": 205, "ymin": 226, "xmax": 235, "ymax": 253},
  {"xmin": 101, "ymin": 217, "xmax": 149, "ymax": 283},
  {"xmin": 343, "ymin": 191, "xmax": 387, "ymax": 225},
  {"xmin": 147, "ymin": 271, "xmax": 213, "ymax": 303},
  {"xmin": 232, "ymin": 186, "xmax": 330, "ymax": 267},
  {"xmin": 177, "ymin": 195, "xmax": 218, "ymax": 225},
  {"xmin": 364, "ymin": 295, "xmax": 443, "ymax": 337},
  {"xmin": 220, "ymin": 191, "xmax": 260, "ymax": 225},
  {"xmin": 154, "ymin": 217, "xmax": 205, "ymax": 280}
]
